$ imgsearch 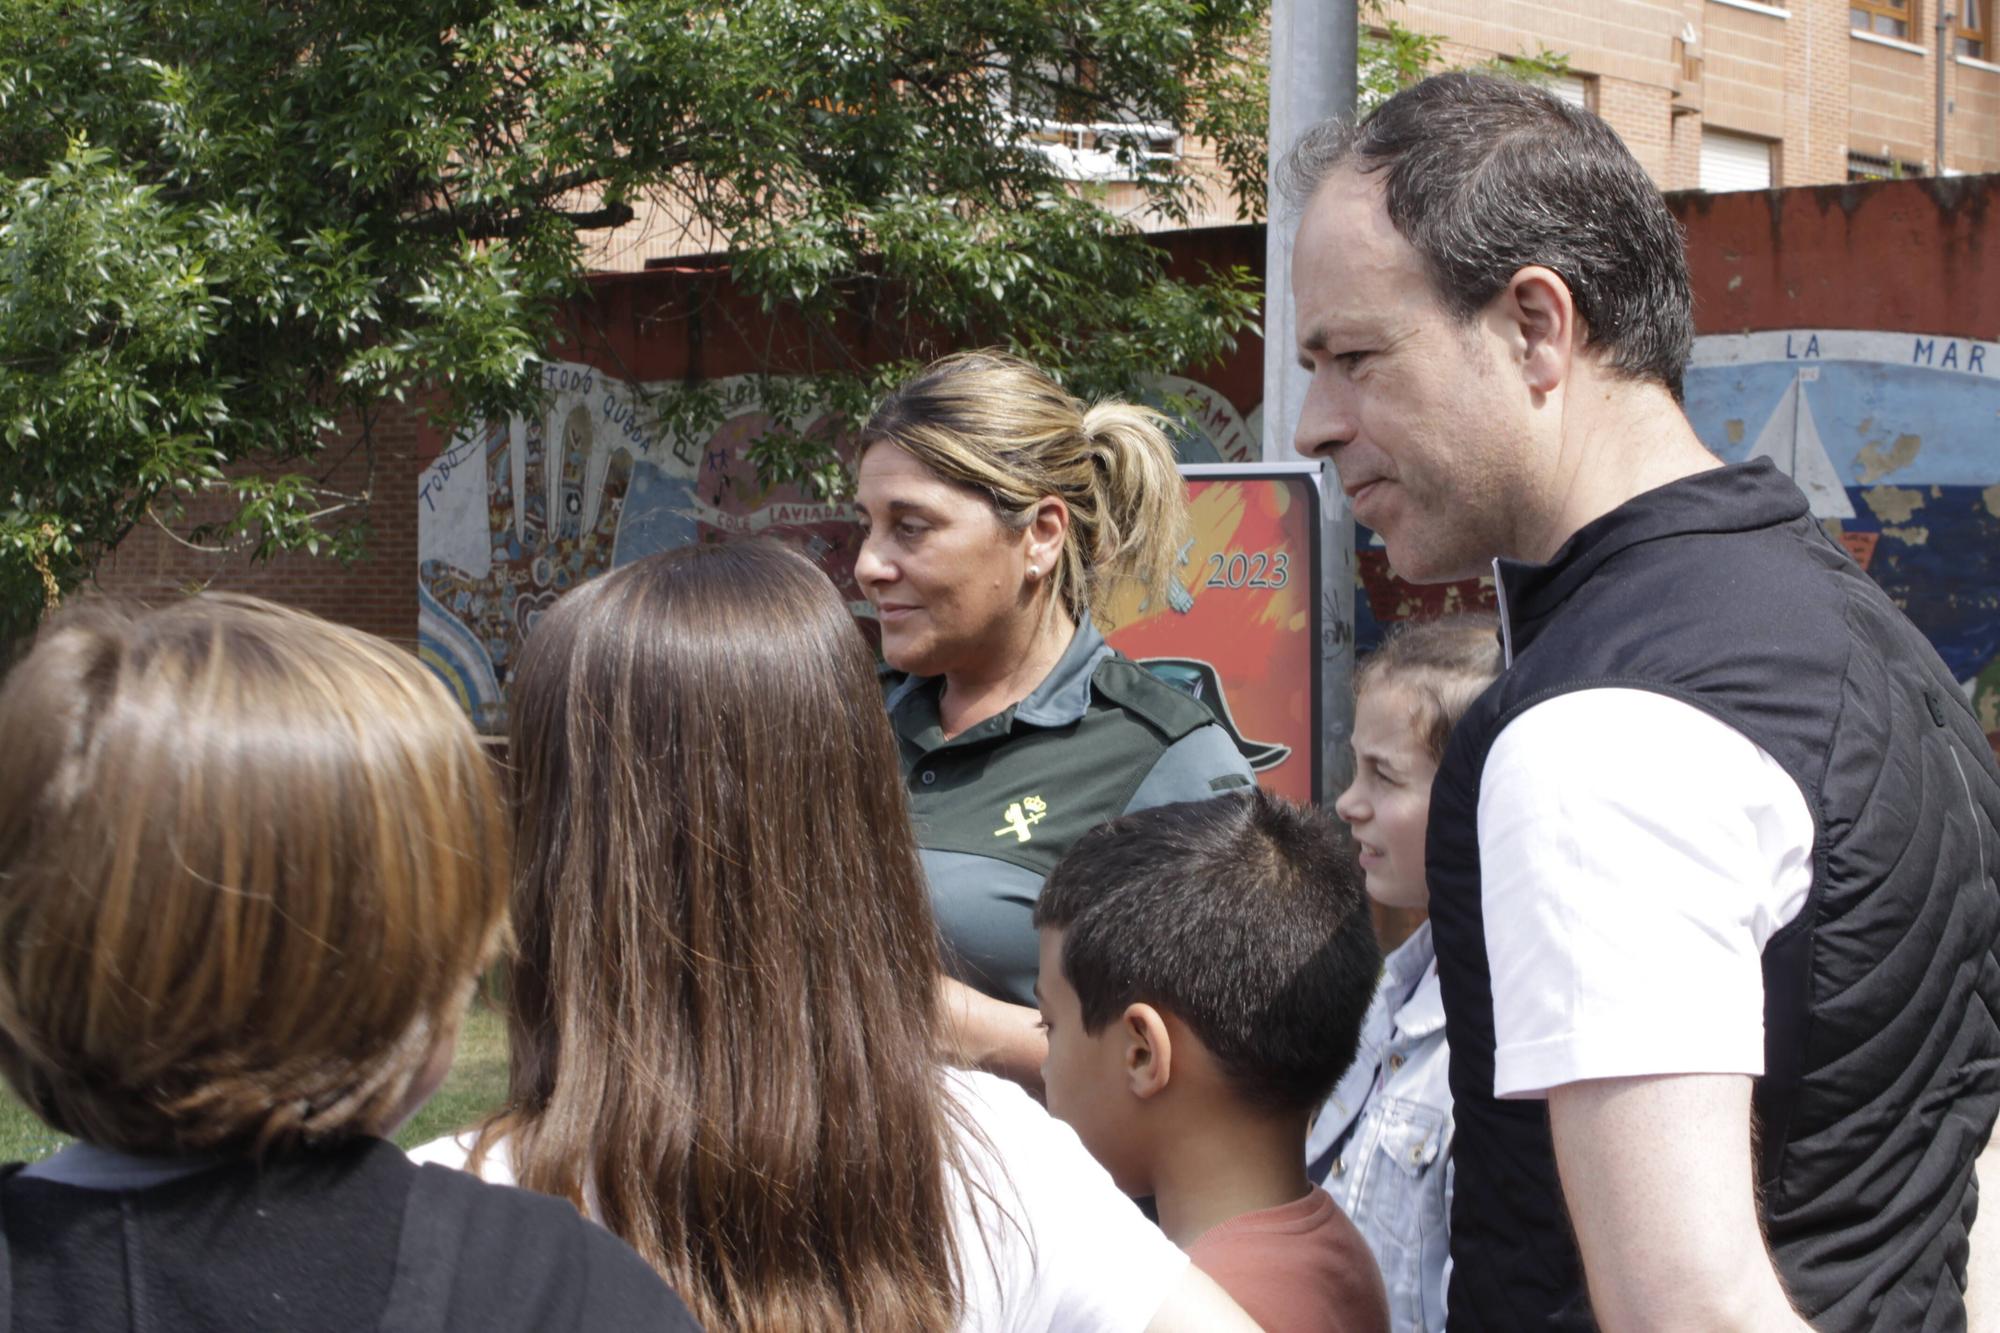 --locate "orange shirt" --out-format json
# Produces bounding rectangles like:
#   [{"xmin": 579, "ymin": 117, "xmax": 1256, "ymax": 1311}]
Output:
[{"xmin": 1187, "ymin": 1187, "xmax": 1390, "ymax": 1333}]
